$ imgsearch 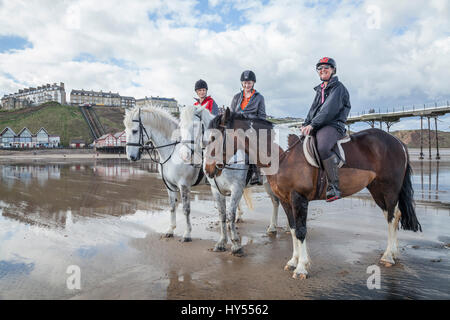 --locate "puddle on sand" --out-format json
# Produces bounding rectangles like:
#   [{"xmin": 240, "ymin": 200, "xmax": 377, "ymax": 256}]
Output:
[{"xmin": 0, "ymin": 159, "xmax": 449, "ymax": 299}]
